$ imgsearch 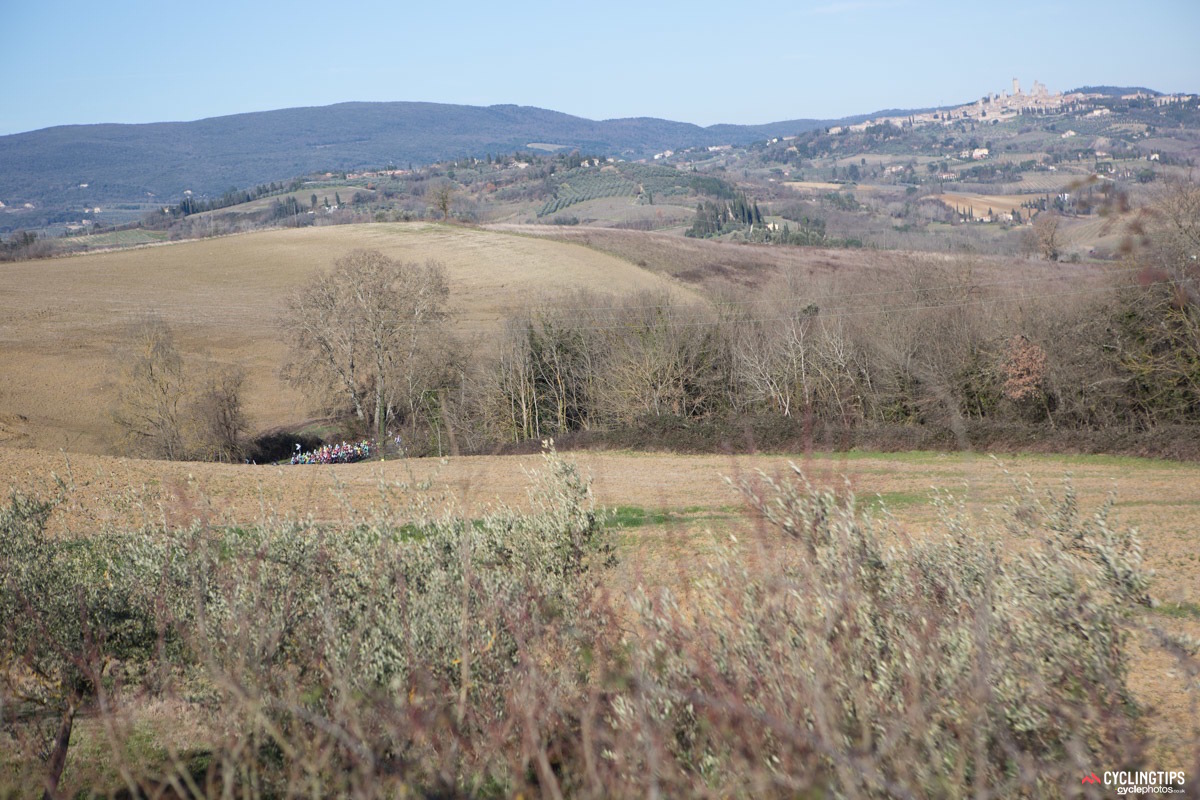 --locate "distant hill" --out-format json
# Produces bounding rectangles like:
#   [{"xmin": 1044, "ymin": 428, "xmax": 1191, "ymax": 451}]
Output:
[
  {"xmin": 2, "ymin": 89, "xmax": 1181, "ymax": 226},
  {"xmin": 0, "ymin": 102, "xmax": 839, "ymax": 211}
]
